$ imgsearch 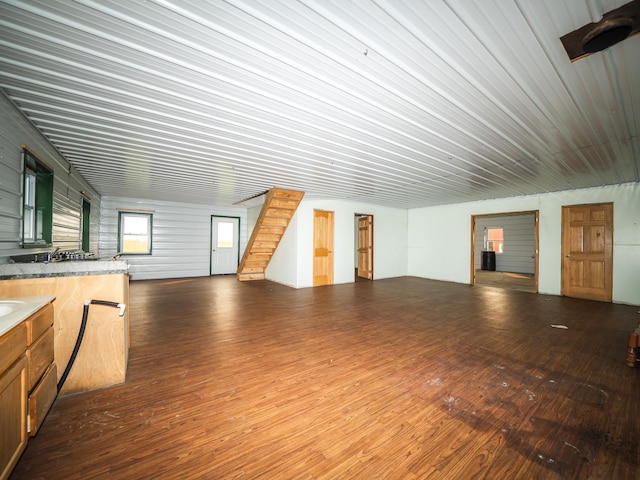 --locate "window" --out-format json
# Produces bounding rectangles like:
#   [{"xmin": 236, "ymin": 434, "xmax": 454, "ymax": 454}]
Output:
[
  {"xmin": 22, "ymin": 149, "xmax": 53, "ymax": 246},
  {"xmin": 118, "ymin": 212, "xmax": 153, "ymax": 255},
  {"xmin": 216, "ymin": 221, "xmax": 234, "ymax": 248},
  {"xmin": 81, "ymin": 198, "xmax": 91, "ymax": 252},
  {"xmin": 486, "ymin": 227, "xmax": 504, "ymax": 253}
]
